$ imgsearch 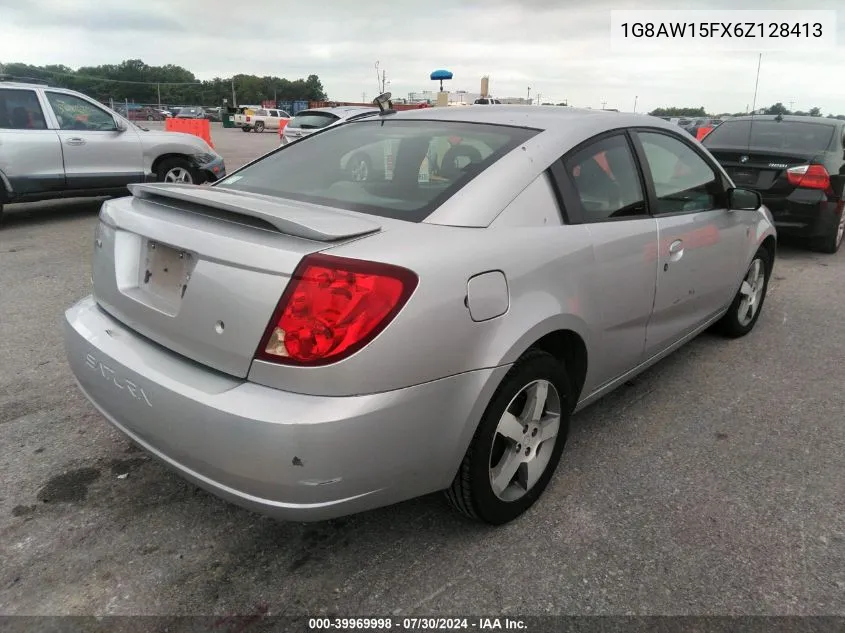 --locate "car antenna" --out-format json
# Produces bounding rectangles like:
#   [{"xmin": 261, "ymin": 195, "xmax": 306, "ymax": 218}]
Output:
[
  {"xmin": 373, "ymin": 91, "xmax": 397, "ymax": 116},
  {"xmin": 746, "ymin": 53, "xmax": 763, "ymax": 154}
]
